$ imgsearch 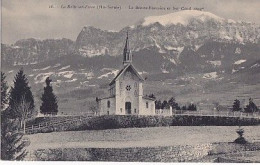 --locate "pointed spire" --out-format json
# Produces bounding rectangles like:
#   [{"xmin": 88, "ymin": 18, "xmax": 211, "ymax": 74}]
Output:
[{"xmin": 123, "ymin": 31, "xmax": 132, "ymax": 66}]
